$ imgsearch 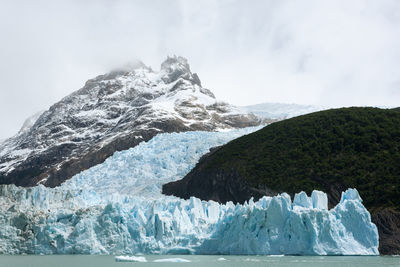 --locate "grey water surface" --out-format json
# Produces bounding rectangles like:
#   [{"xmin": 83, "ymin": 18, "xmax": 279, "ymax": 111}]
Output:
[{"xmin": 0, "ymin": 255, "xmax": 399, "ymax": 267}]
